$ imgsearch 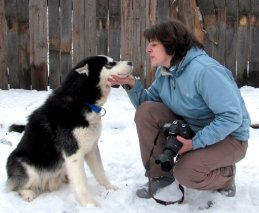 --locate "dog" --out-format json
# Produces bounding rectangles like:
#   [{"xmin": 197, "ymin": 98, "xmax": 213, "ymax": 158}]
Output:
[{"xmin": 6, "ymin": 55, "xmax": 133, "ymax": 206}]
